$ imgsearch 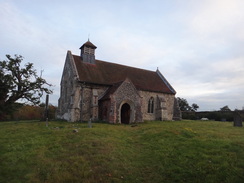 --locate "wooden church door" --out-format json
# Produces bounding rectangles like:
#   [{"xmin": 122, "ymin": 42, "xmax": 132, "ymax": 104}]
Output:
[{"xmin": 121, "ymin": 103, "xmax": 130, "ymax": 124}]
